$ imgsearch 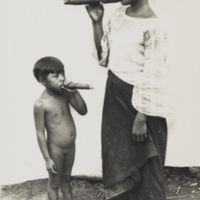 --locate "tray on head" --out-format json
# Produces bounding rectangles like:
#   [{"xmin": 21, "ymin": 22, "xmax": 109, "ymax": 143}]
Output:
[{"xmin": 64, "ymin": 0, "xmax": 120, "ymax": 5}]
